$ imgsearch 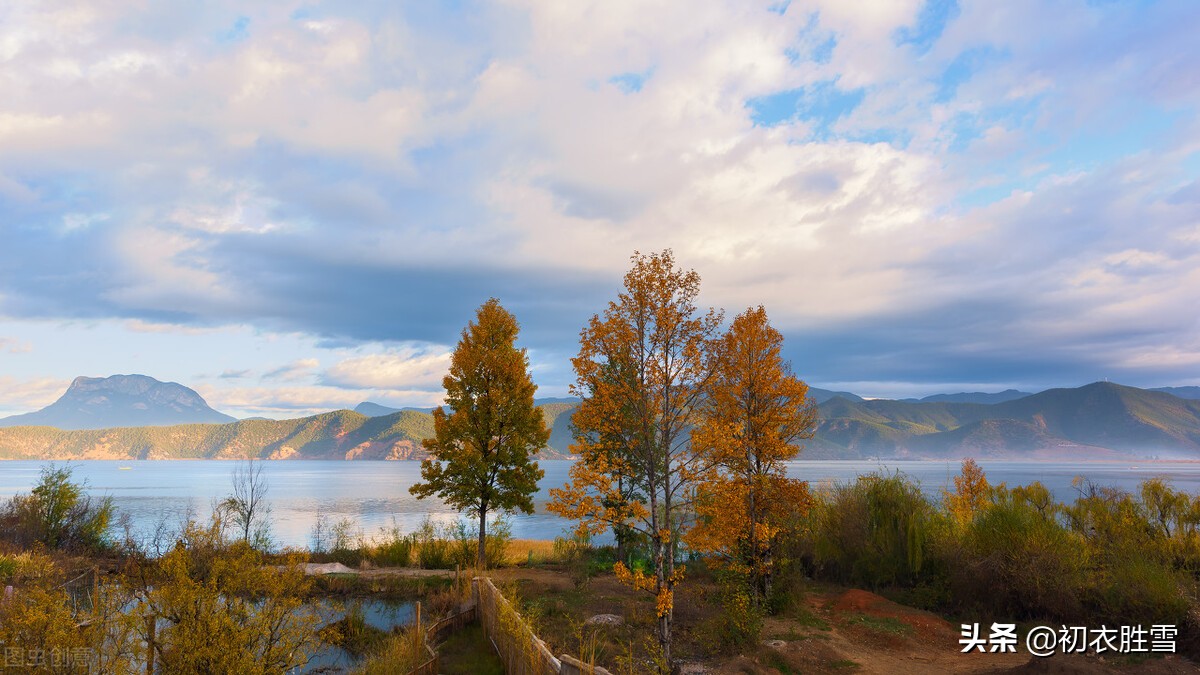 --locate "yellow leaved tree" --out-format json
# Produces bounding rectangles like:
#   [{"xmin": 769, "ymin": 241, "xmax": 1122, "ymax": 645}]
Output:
[
  {"xmin": 549, "ymin": 250, "xmax": 721, "ymax": 670},
  {"xmin": 687, "ymin": 306, "xmax": 817, "ymax": 606}
]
